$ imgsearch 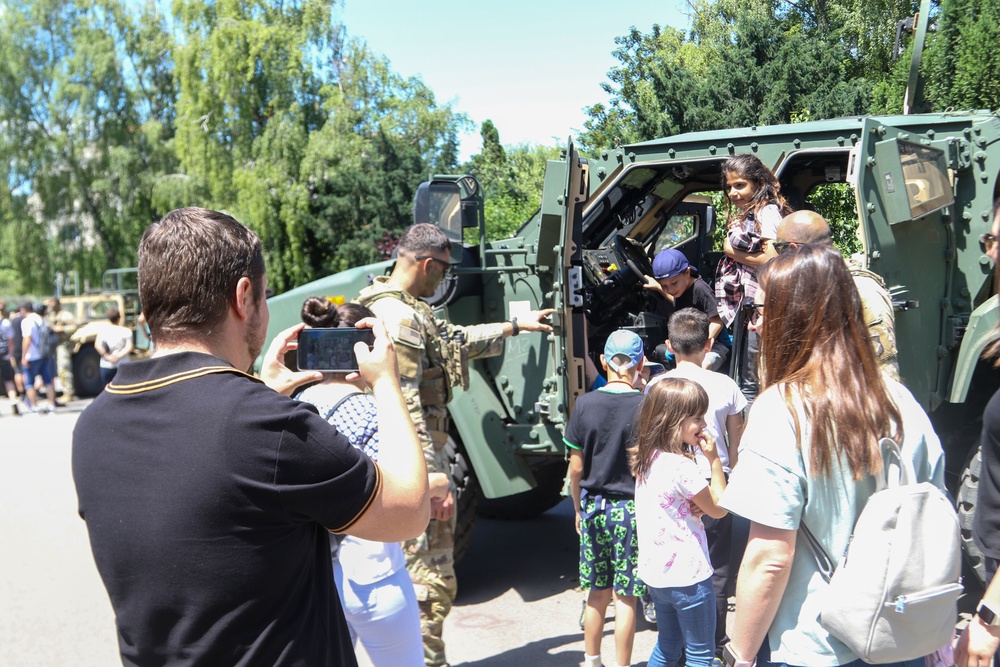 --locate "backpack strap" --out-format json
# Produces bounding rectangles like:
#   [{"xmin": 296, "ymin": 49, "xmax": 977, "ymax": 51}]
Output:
[{"xmin": 800, "ymin": 437, "xmax": 912, "ymax": 581}]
